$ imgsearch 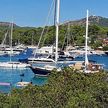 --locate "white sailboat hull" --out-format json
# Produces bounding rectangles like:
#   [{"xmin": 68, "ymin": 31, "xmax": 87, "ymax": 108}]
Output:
[
  {"xmin": 28, "ymin": 57, "xmax": 55, "ymax": 63},
  {"xmin": 0, "ymin": 62, "xmax": 30, "ymax": 68},
  {"xmin": 6, "ymin": 51, "xmax": 20, "ymax": 55}
]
